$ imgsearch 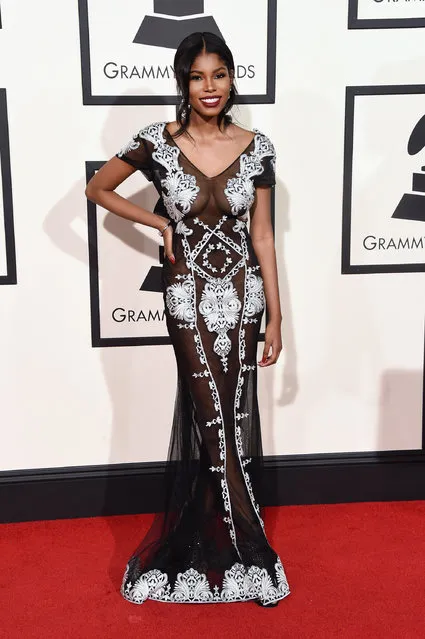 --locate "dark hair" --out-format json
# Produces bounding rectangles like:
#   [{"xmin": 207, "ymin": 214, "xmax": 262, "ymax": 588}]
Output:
[{"xmin": 173, "ymin": 31, "xmax": 237, "ymax": 138}]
